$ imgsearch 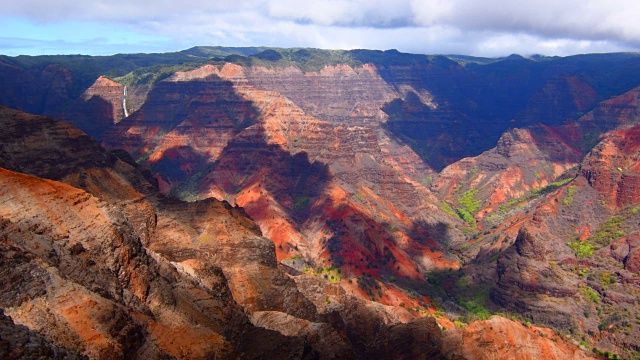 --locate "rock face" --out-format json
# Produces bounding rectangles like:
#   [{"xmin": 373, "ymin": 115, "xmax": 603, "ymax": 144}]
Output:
[
  {"xmin": 493, "ymin": 226, "xmax": 582, "ymax": 328},
  {"xmin": 102, "ymin": 64, "xmax": 462, "ymax": 295},
  {"xmin": 581, "ymin": 123, "xmax": 640, "ymax": 209},
  {"xmin": 464, "ymin": 122, "xmax": 640, "ymax": 358},
  {"xmin": 0, "ymin": 308, "xmax": 86, "ymax": 360},
  {"xmin": 0, "ymin": 62, "xmax": 73, "ymax": 116},
  {"xmin": 442, "ymin": 316, "xmax": 596, "ymax": 360},
  {"xmin": 433, "ymin": 124, "xmax": 582, "ymax": 229},
  {"xmin": 242, "ymin": 64, "xmax": 398, "ymax": 125},
  {"xmin": 57, "ymin": 76, "xmax": 125, "ymax": 141}
]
